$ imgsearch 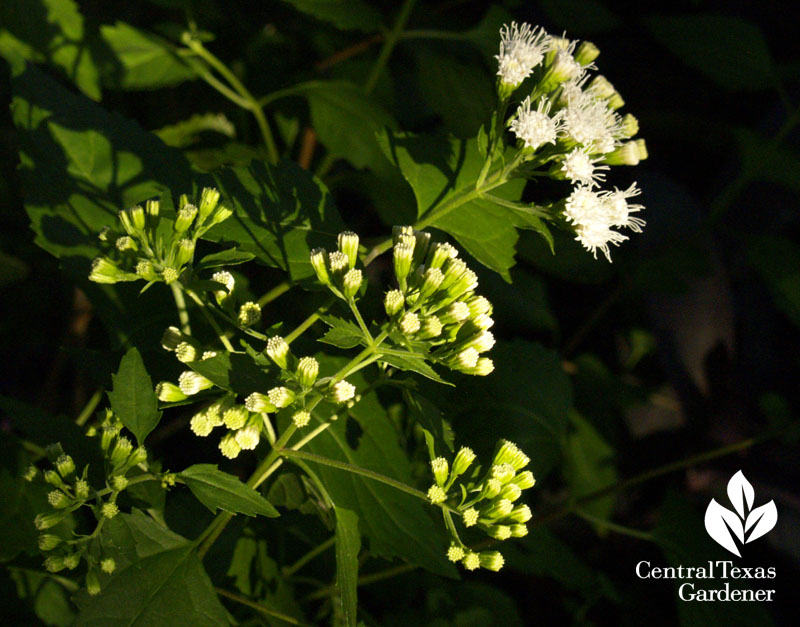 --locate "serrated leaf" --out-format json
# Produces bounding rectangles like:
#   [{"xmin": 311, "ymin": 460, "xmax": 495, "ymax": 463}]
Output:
[
  {"xmin": 403, "ymin": 390, "xmax": 454, "ymax": 454},
  {"xmin": 334, "ymin": 507, "xmax": 360, "ymax": 627},
  {"xmin": 281, "ymin": 0, "xmax": 383, "ymax": 32},
  {"xmin": 155, "ymin": 113, "xmax": 235, "ymax": 149},
  {"xmin": 179, "ymin": 464, "xmax": 279, "ymax": 517},
  {"xmin": 74, "ymin": 546, "xmax": 227, "ymax": 626},
  {"xmin": 380, "ymin": 352, "xmax": 451, "ymax": 385},
  {"xmin": 319, "ymin": 316, "xmax": 365, "ymax": 349},
  {"xmin": 107, "ymin": 348, "xmax": 161, "ymax": 445},
  {"xmin": 100, "ymin": 21, "xmax": 197, "ymax": 90},
  {"xmin": 186, "ymin": 351, "xmax": 274, "ymax": 395},
  {"xmin": 196, "ymin": 247, "xmax": 255, "ymax": 270}
]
